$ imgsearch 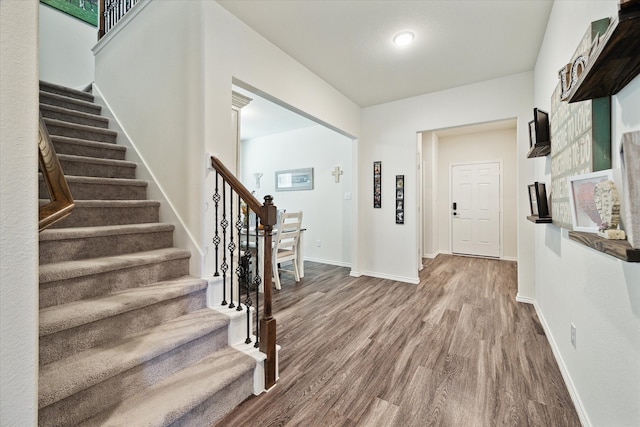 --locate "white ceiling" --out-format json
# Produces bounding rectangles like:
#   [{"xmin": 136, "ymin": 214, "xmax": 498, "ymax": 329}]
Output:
[{"xmin": 218, "ymin": 0, "xmax": 554, "ymax": 108}]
